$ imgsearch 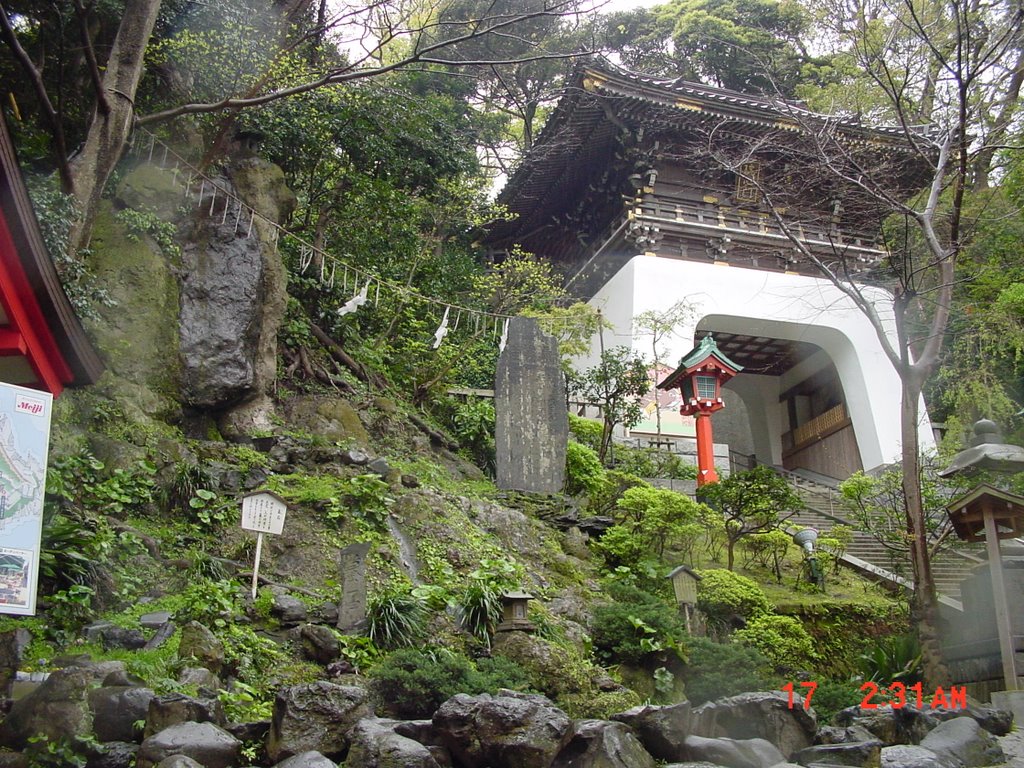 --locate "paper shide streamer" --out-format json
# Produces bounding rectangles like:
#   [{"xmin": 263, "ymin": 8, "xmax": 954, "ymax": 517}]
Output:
[
  {"xmin": 337, "ymin": 283, "xmax": 370, "ymax": 316},
  {"xmin": 432, "ymin": 306, "xmax": 451, "ymax": 349}
]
